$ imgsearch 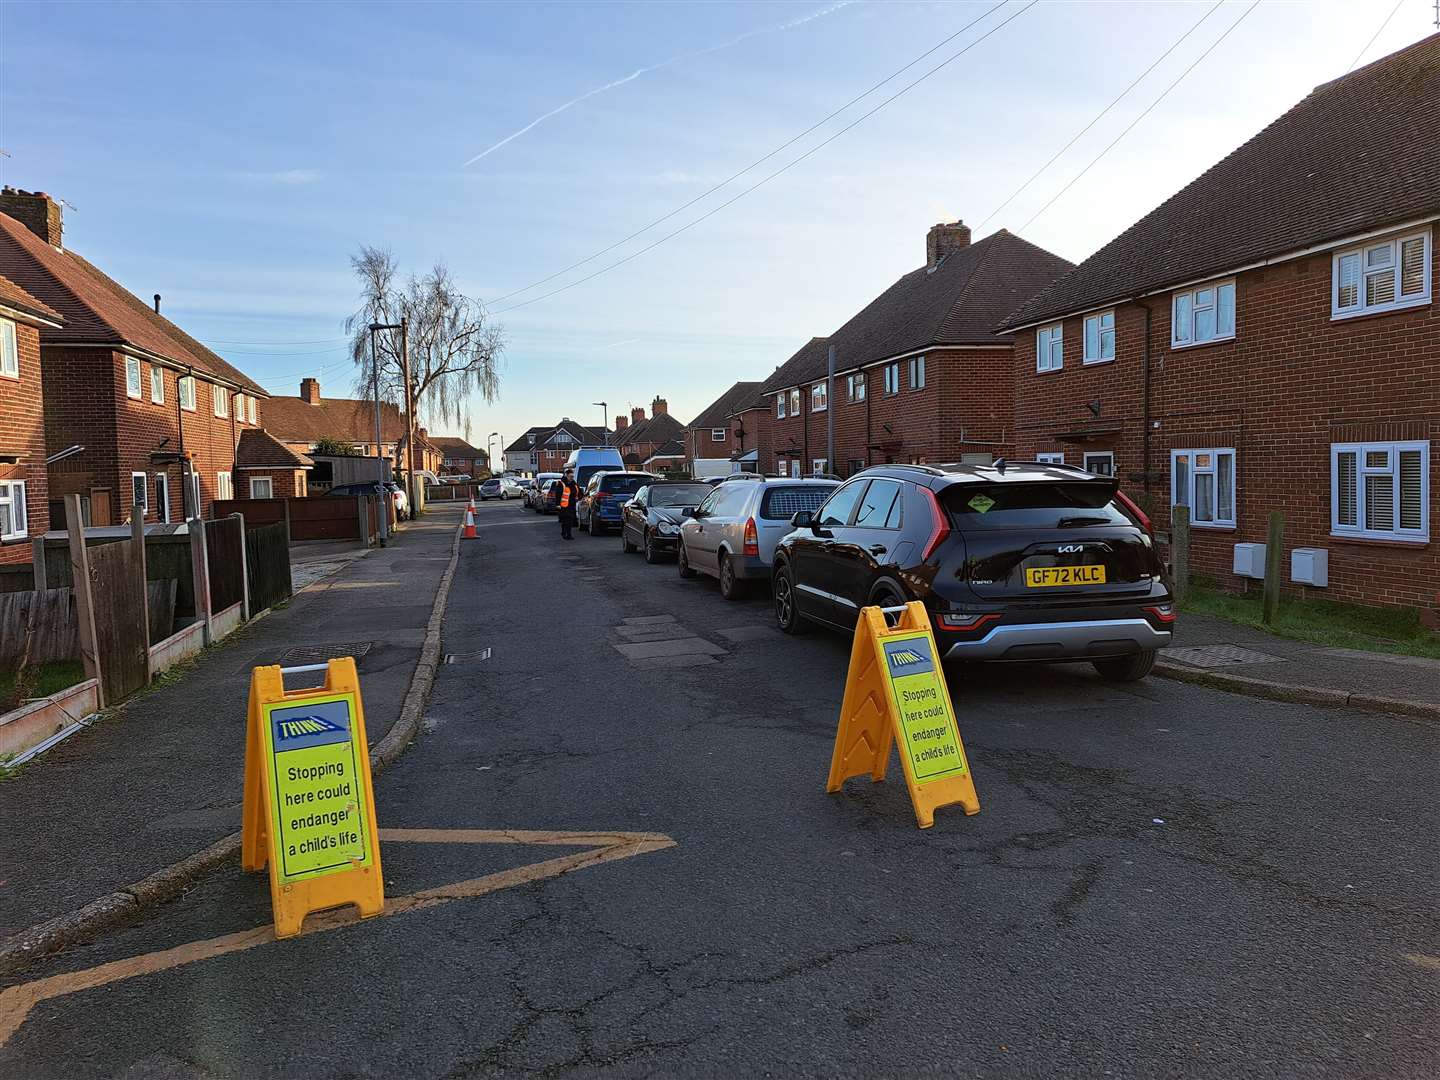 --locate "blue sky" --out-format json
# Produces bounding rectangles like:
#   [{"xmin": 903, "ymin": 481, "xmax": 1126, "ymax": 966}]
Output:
[{"xmin": 0, "ymin": 0, "xmax": 1430, "ymax": 453}]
